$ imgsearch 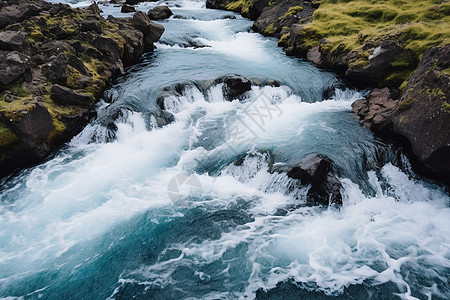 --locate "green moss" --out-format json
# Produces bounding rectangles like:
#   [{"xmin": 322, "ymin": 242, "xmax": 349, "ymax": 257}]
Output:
[
  {"xmin": 11, "ymin": 86, "xmax": 30, "ymax": 98},
  {"xmin": 443, "ymin": 101, "xmax": 450, "ymax": 113},
  {"xmin": 282, "ymin": 6, "xmax": 304, "ymax": 18},
  {"xmin": 0, "ymin": 122, "xmax": 19, "ymax": 147},
  {"xmin": 225, "ymin": 0, "xmax": 252, "ymax": 17},
  {"xmin": 264, "ymin": 24, "xmax": 277, "ymax": 36}
]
